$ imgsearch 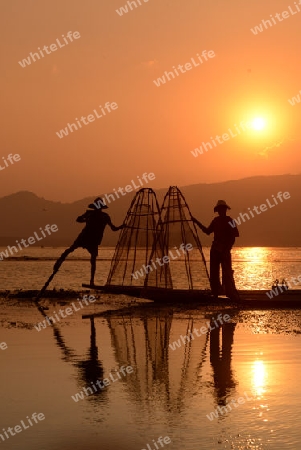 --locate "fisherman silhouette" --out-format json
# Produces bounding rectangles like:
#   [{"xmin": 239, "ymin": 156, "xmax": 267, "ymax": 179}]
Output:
[
  {"xmin": 191, "ymin": 200, "xmax": 240, "ymax": 301},
  {"xmin": 53, "ymin": 198, "xmax": 124, "ymax": 286}
]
